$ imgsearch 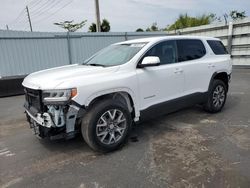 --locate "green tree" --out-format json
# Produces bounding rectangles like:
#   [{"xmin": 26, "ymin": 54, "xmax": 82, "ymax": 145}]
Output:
[
  {"xmin": 136, "ymin": 28, "xmax": 144, "ymax": 32},
  {"xmin": 89, "ymin": 23, "xmax": 97, "ymax": 32},
  {"xmin": 146, "ymin": 22, "xmax": 159, "ymax": 32},
  {"xmin": 89, "ymin": 19, "xmax": 111, "ymax": 32},
  {"xmin": 229, "ymin": 10, "xmax": 246, "ymax": 21},
  {"xmin": 166, "ymin": 14, "xmax": 214, "ymax": 31},
  {"xmin": 209, "ymin": 10, "xmax": 246, "ymax": 25},
  {"xmin": 54, "ymin": 20, "xmax": 87, "ymax": 32}
]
